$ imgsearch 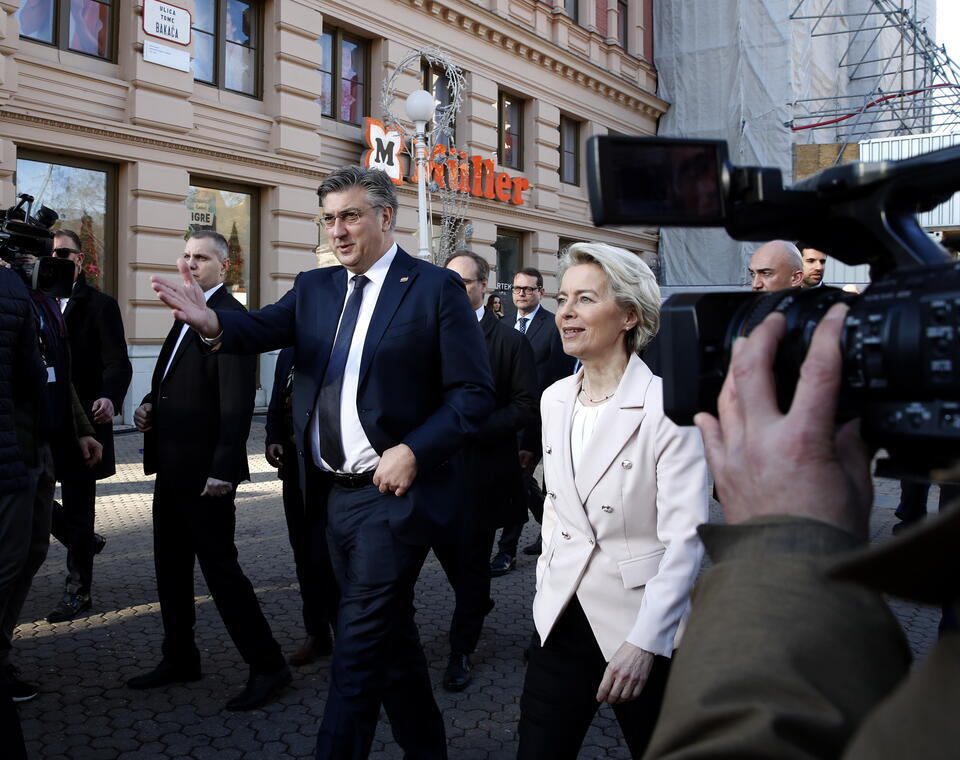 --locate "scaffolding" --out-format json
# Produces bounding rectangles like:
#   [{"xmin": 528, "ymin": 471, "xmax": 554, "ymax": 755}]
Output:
[{"xmin": 788, "ymin": 0, "xmax": 960, "ymax": 146}]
